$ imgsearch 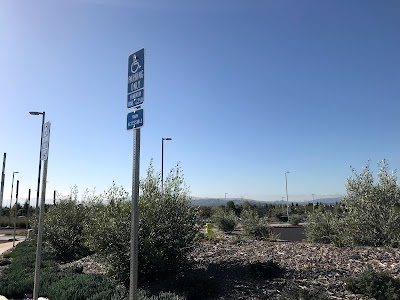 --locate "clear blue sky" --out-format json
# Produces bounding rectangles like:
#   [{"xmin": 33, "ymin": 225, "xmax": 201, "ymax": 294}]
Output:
[{"xmin": 1, "ymin": 0, "xmax": 399, "ymax": 203}]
